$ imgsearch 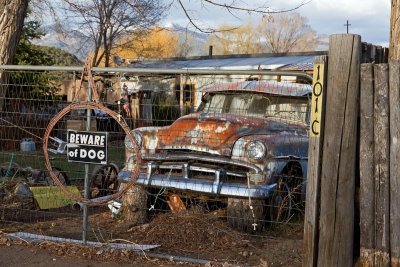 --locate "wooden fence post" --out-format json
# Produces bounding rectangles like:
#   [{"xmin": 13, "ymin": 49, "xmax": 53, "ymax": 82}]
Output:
[
  {"xmin": 303, "ymin": 56, "xmax": 328, "ymax": 267},
  {"xmin": 359, "ymin": 63, "xmax": 376, "ymax": 266},
  {"xmin": 317, "ymin": 34, "xmax": 361, "ymax": 267},
  {"xmin": 389, "ymin": 60, "xmax": 400, "ymax": 267},
  {"xmin": 374, "ymin": 64, "xmax": 390, "ymax": 266}
]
